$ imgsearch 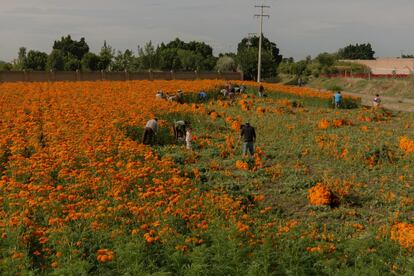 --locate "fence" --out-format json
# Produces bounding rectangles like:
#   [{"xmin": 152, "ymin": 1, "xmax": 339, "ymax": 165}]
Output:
[{"xmin": 0, "ymin": 71, "xmax": 243, "ymax": 83}]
